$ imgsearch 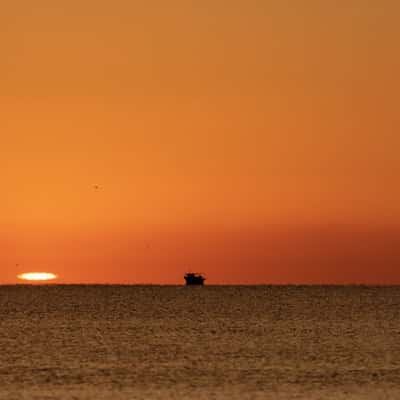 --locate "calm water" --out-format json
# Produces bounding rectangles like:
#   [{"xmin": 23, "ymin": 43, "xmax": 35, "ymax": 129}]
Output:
[{"xmin": 0, "ymin": 285, "xmax": 400, "ymax": 399}]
